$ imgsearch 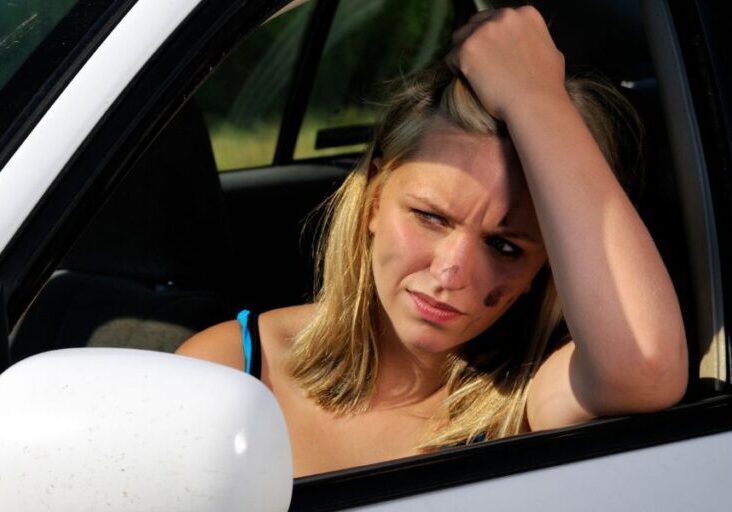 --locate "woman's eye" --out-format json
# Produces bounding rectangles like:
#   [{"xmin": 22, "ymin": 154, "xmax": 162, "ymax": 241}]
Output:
[
  {"xmin": 486, "ymin": 236, "xmax": 522, "ymax": 257},
  {"xmin": 414, "ymin": 209, "xmax": 448, "ymax": 227}
]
